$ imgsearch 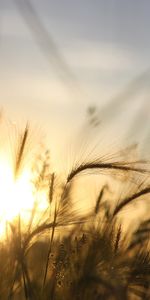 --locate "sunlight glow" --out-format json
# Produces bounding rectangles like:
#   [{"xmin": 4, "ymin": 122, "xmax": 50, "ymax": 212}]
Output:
[{"xmin": 0, "ymin": 158, "xmax": 38, "ymax": 237}]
